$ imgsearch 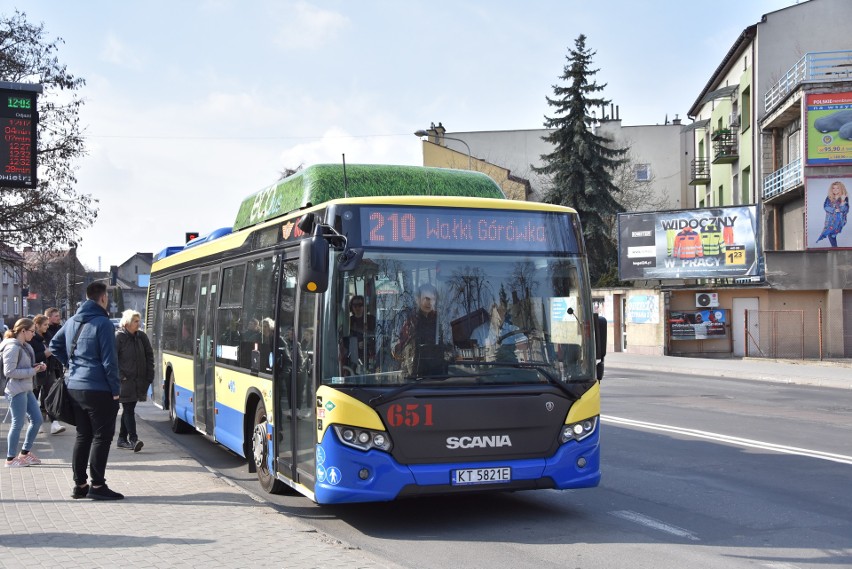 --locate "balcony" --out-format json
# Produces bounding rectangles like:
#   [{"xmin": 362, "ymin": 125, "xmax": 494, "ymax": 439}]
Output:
[
  {"xmin": 763, "ymin": 157, "xmax": 803, "ymax": 201},
  {"xmin": 689, "ymin": 158, "xmax": 710, "ymax": 185},
  {"xmin": 764, "ymin": 50, "xmax": 852, "ymax": 114},
  {"xmin": 711, "ymin": 132, "xmax": 738, "ymax": 164}
]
